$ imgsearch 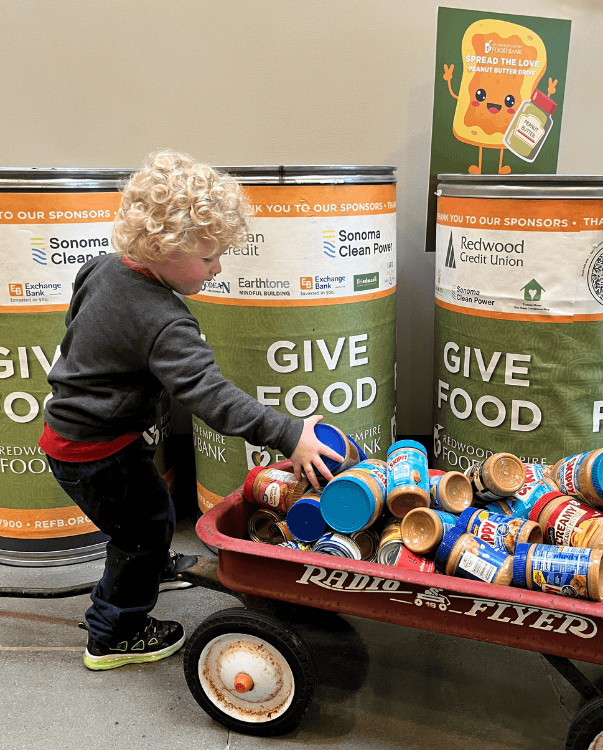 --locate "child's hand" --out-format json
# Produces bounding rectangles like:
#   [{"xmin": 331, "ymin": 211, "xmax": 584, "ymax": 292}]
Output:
[{"xmin": 289, "ymin": 415, "xmax": 344, "ymax": 491}]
